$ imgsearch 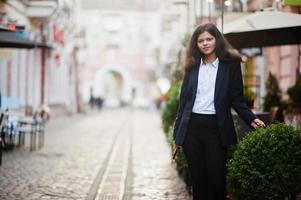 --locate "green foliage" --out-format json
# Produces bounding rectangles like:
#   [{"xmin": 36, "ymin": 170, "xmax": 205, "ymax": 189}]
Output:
[
  {"xmin": 243, "ymin": 87, "xmax": 256, "ymax": 108},
  {"xmin": 227, "ymin": 123, "xmax": 301, "ymax": 200},
  {"xmin": 244, "ymin": 87, "xmax": 256, "ymax": 101},
  {"xmin": 287, "ymin": 75, "xmax": 301, "ymax": 108},
  {"xmin": 161, "ymin": 81, "xmax": 182, "ymax": 134},
  {"xmin": 263, "ymin": 72, "xmax": 283, "ymax": 112}
]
